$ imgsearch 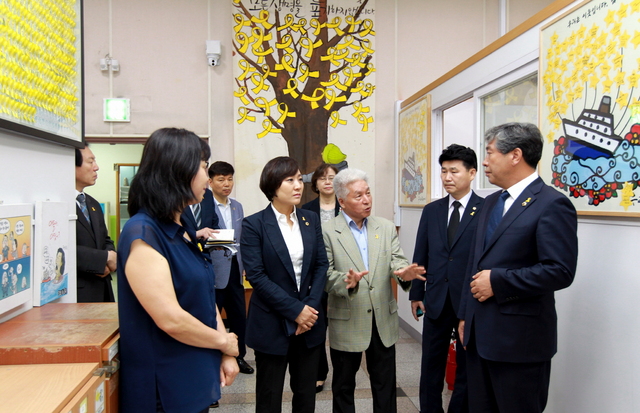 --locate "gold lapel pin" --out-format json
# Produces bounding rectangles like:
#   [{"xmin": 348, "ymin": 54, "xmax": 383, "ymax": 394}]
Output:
[
  {"xmin": 470, "ymin": 206, "xmax": 477, "ymax": 216},
  {"xmin": 522, "ymin": 197, "xmax": 531, "ymax": 207},
  {"xmin": 91, "ymin": 207, "xmax": 96, "ymax": 211},
  {"xmin": 305, "ymin": 222, "xmax": 309, "ymax": 226},
  {"xmin": 375, "ymin": 234, "xmax": 379, "ymax": 239},
  {"xmin": 302, "ymin": 216, "xmax": 306, "ymax": 221}
]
